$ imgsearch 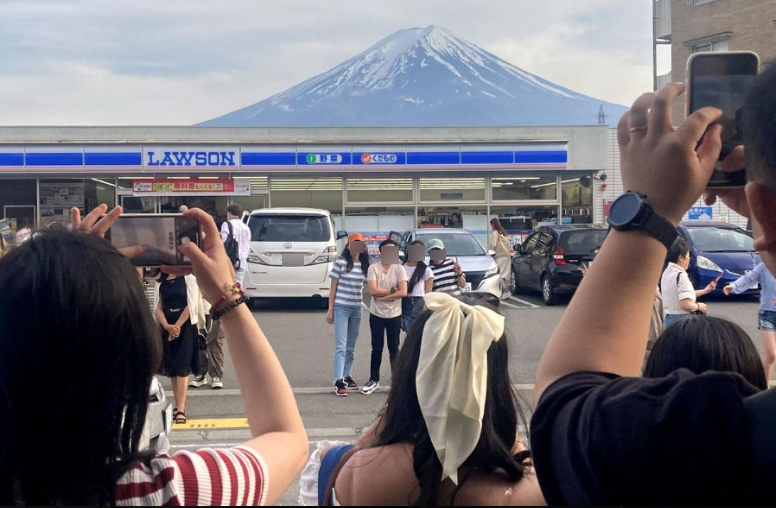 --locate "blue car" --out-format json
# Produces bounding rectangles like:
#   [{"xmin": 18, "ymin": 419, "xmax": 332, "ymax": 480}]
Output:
[{"xmin": 678, "ymin": 221, "xmax": 761, "ymax": 295}]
